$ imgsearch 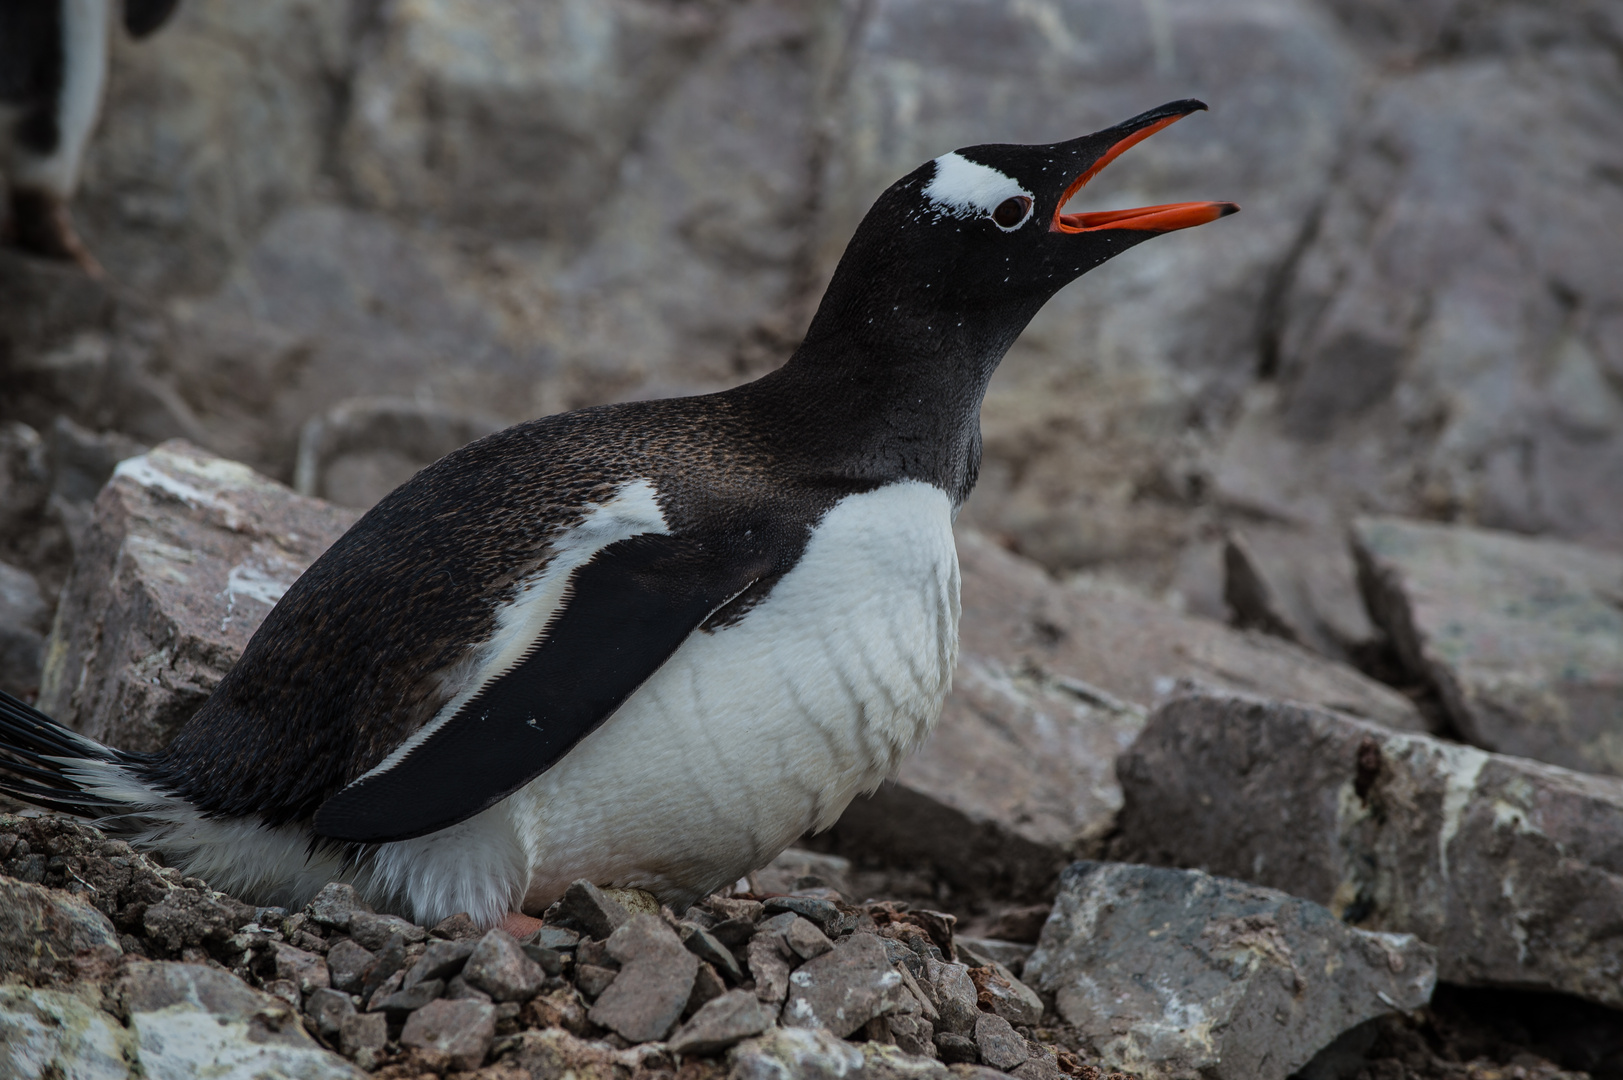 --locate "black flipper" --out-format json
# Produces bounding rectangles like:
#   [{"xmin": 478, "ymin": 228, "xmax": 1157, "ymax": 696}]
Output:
[
  {"xmin": 0, "ymin": 689, "xmax": 135, "ymax": 819},
  {"xmin": 311, "ymin": 532, "xmax": 767, "ymax": 844}
]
